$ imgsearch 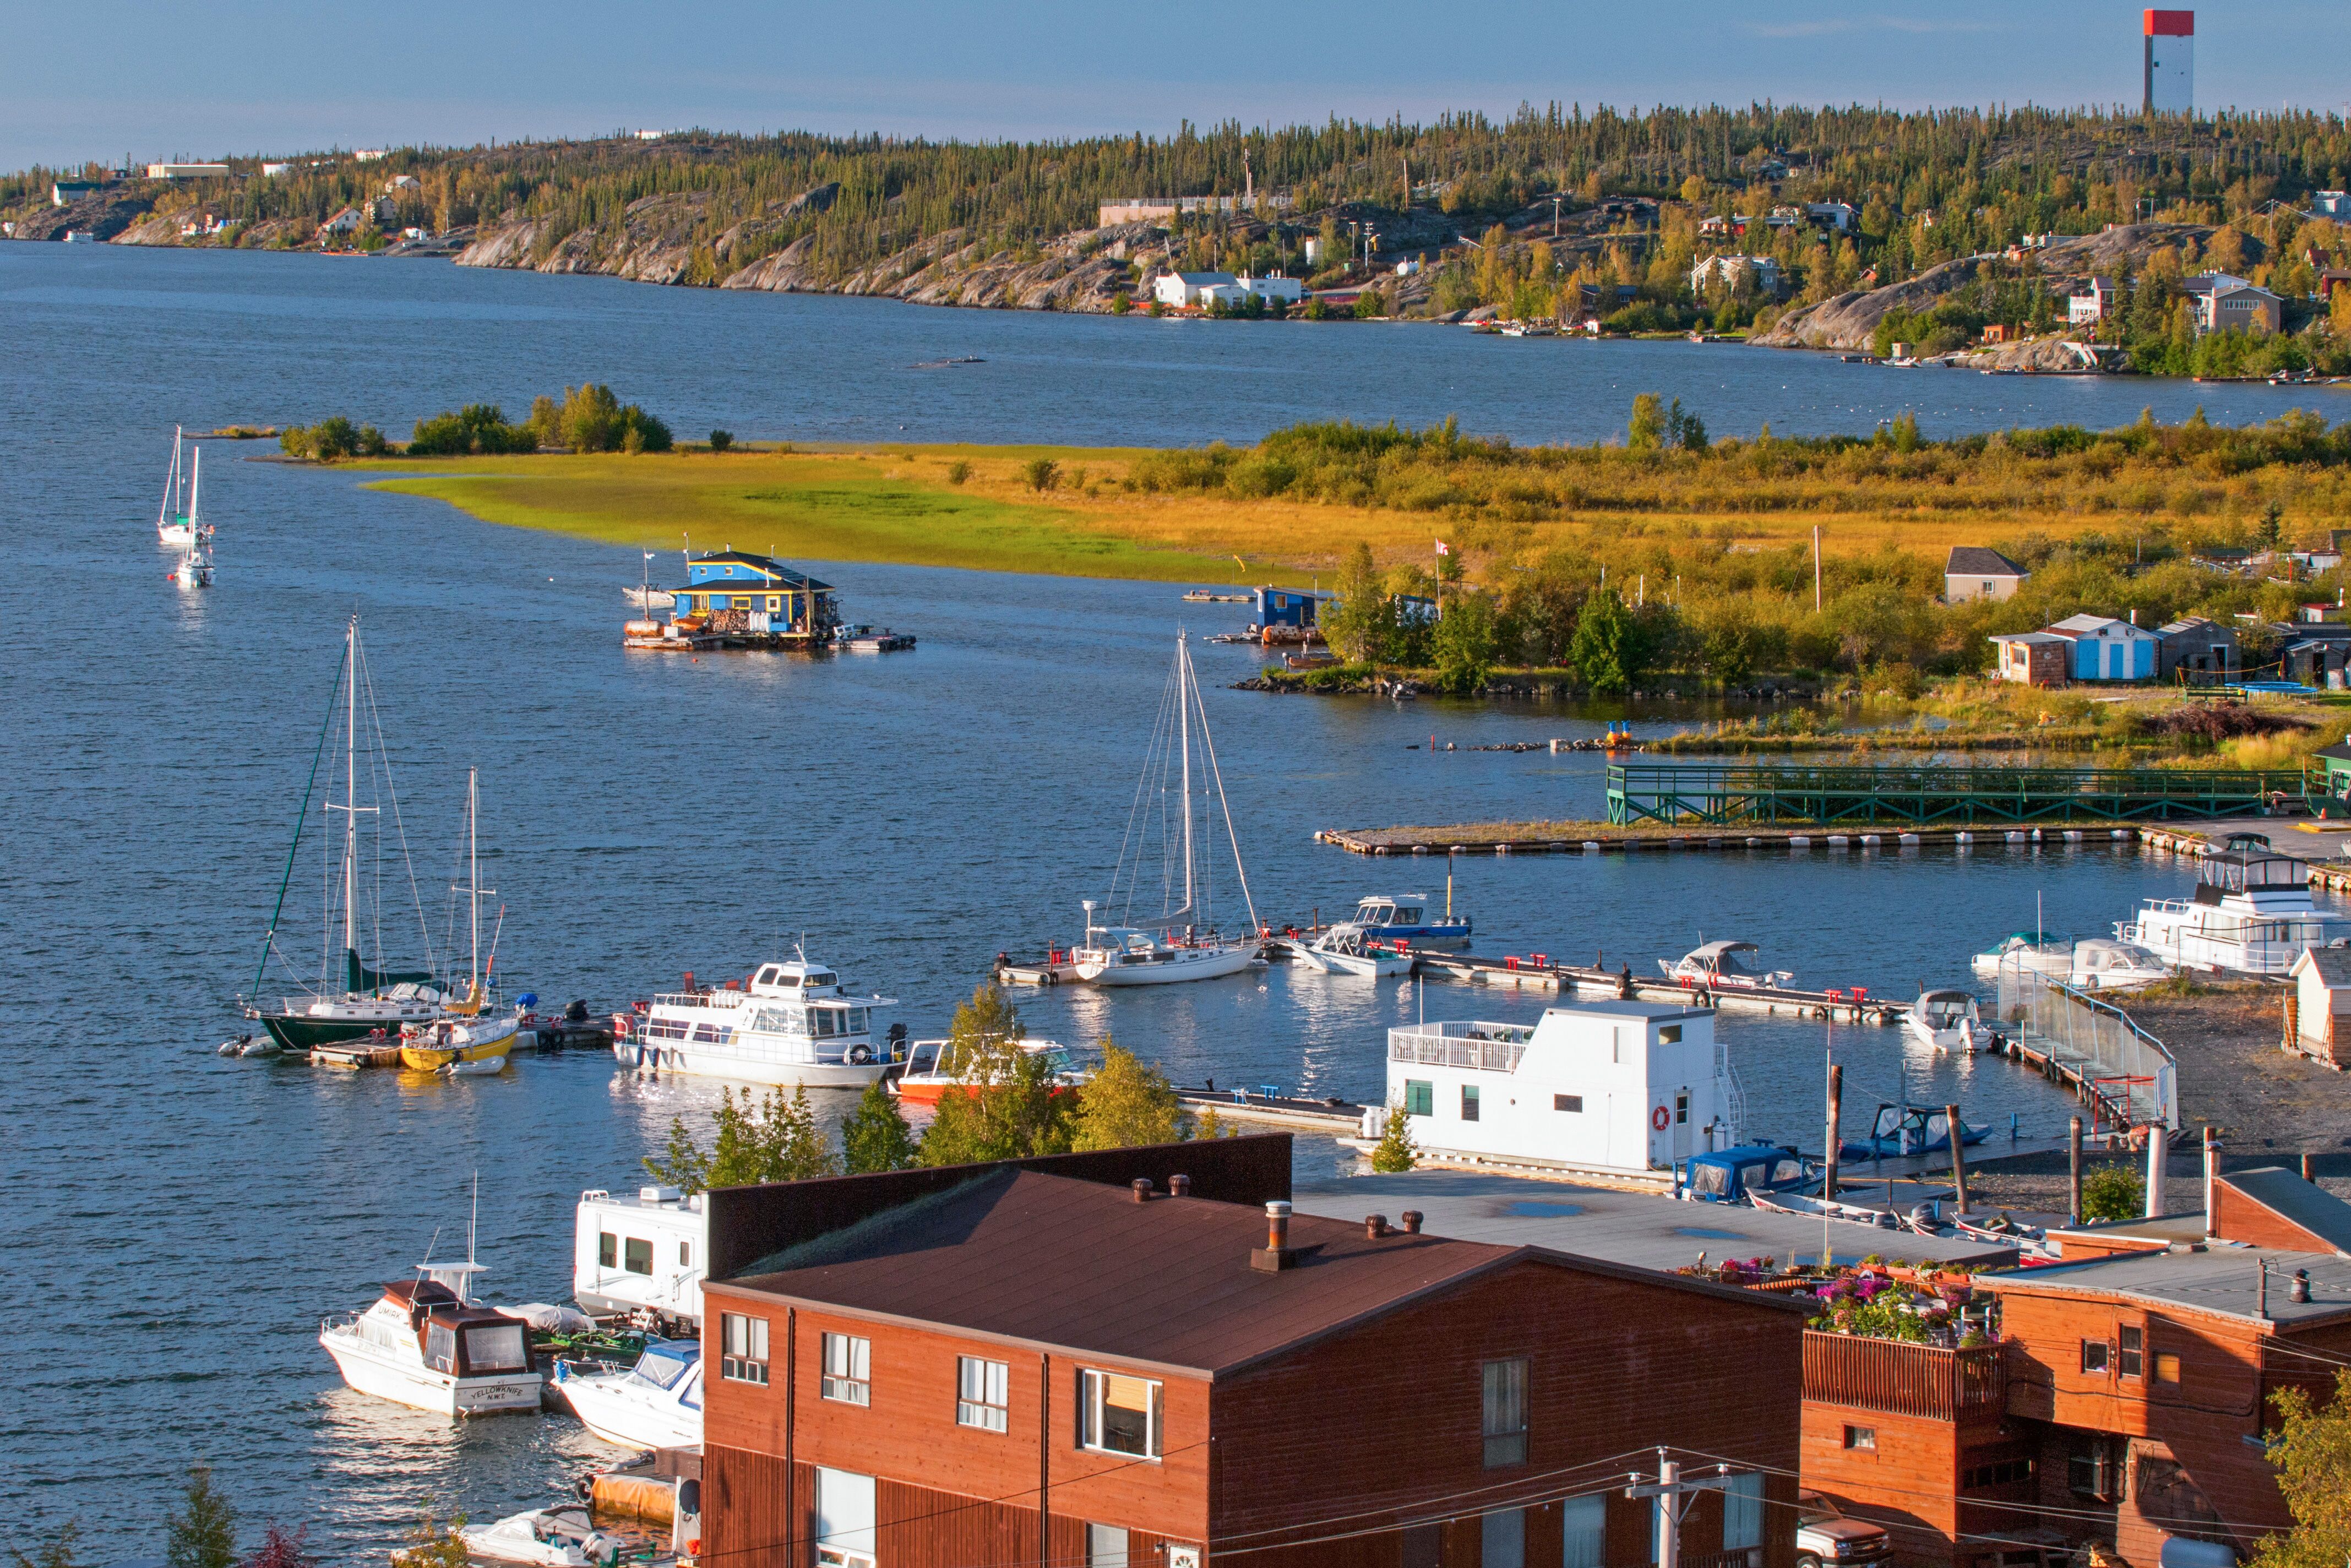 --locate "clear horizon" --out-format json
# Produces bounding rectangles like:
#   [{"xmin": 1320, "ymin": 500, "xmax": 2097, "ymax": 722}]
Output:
[{"xmin": 8, "ymin": 0, "xmax": 2350, "ymax": 175}]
